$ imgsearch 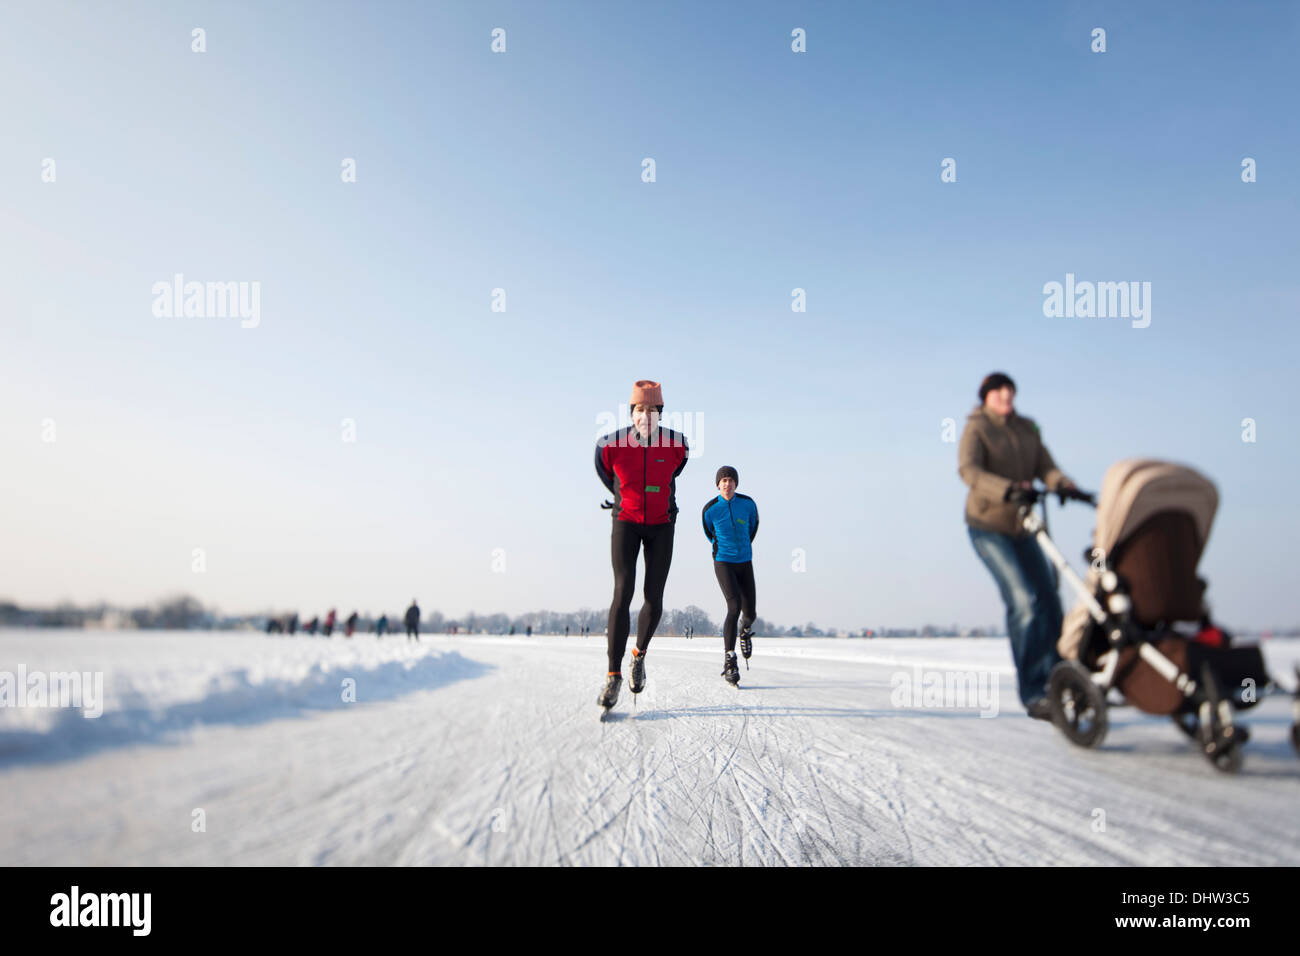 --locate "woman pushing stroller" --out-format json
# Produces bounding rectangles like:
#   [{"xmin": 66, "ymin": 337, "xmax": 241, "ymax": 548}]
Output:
[
  {"xmin": 959, "ymin": 372, "xmax": 1078, "ymax": 719},
  {"xmin": 960, "ymin": 372, "xmax": 1299, "ymax": 769}
]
